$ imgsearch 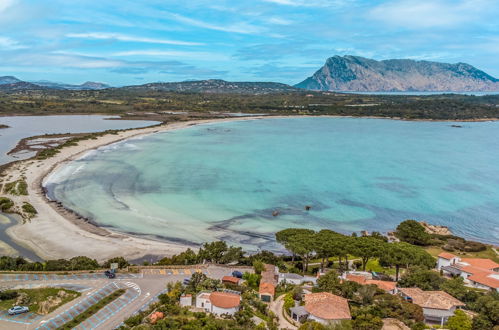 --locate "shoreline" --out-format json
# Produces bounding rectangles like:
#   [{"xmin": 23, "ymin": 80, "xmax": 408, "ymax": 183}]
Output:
[{"xmin": 3, "ymin": 116, "xmax": 275, "ymax": 262}]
